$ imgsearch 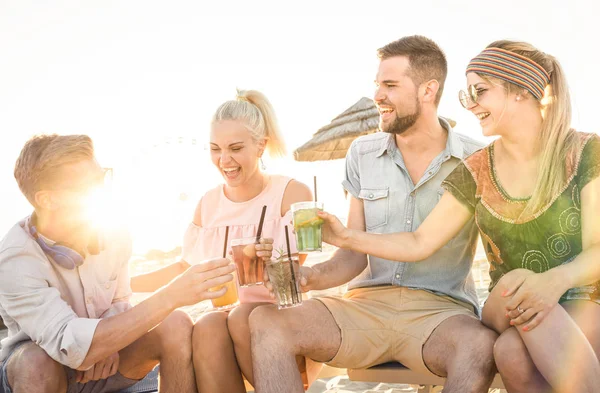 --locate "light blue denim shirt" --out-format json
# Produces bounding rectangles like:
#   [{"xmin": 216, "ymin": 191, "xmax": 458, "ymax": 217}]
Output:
[{"xmin": 342, "ymin": 118, "xmax": 485, "ymax": 312}]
